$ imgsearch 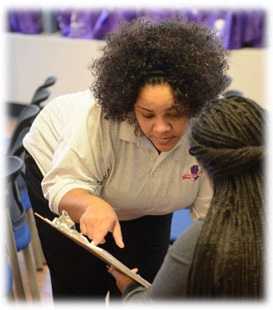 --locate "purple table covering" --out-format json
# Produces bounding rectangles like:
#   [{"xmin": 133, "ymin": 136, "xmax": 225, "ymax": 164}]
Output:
[{"xmin": 7, "ymin": 9, "xmax": 266, "ymax": 49}]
